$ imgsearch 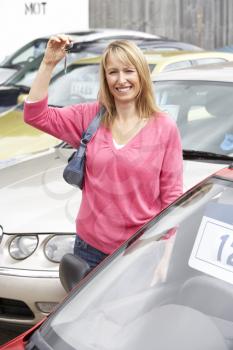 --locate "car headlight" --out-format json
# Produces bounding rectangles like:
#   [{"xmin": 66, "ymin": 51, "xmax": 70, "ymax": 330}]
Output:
[
  {"xmin": 9, "ymin": 235, "xmax": 38, "ymax": 260},
  {"xmin": 44, "ymin": 234, "xmax": 75, "ymax": 263}
]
